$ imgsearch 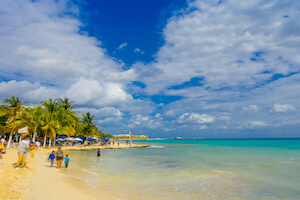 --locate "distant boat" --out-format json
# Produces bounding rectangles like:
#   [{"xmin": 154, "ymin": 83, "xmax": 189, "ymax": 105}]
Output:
[{"xmin": 175, "ymin": 137, "xmax": 183, "ymax": 140}]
